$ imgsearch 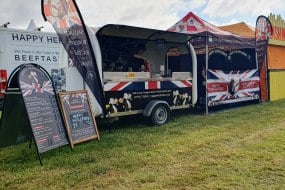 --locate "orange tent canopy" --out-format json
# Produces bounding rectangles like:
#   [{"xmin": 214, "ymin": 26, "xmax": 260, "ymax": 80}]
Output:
[{"xmin": 219, "ymin": 22, "xmax": 255, "ymax": 38}]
